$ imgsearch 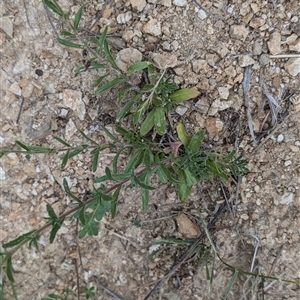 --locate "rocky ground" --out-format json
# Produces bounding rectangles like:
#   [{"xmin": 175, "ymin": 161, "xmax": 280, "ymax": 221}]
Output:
[{"xmin": 0, "ymin": 0, "xmax": 300, "ymax": 299}]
